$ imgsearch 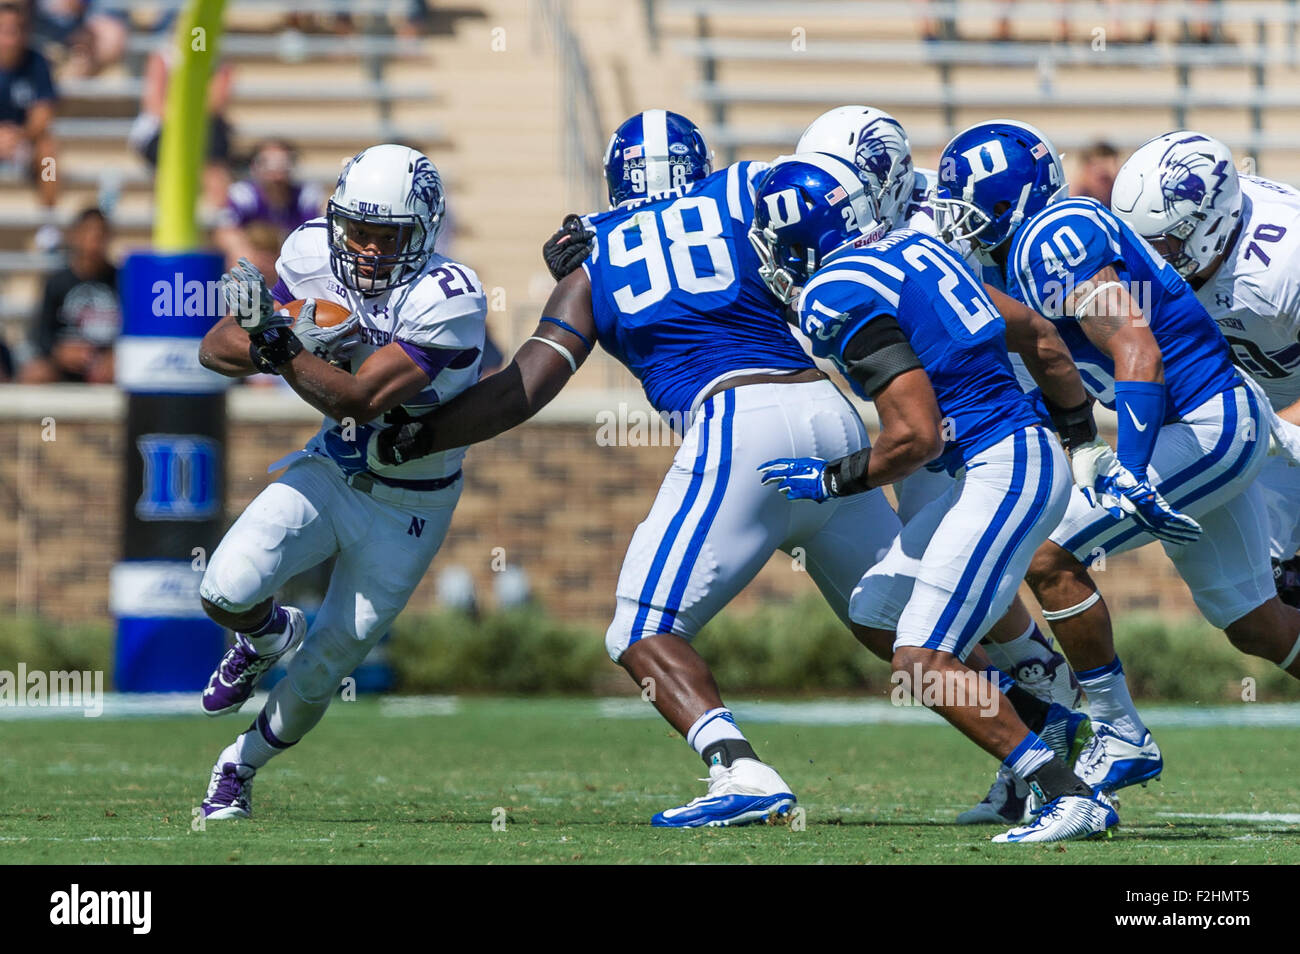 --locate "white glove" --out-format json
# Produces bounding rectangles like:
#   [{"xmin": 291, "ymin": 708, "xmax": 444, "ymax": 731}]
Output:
[
  {"xmin": 1069, "ymin": 437, "xmax": 1120, "ymax": 510},
  {"xmin": 288, "ymin": 298, "xmax": 360, "ymax": 364},
  {"xmin": 221, "ymin": 257, "xmax": 281, "ymax": 334}
]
